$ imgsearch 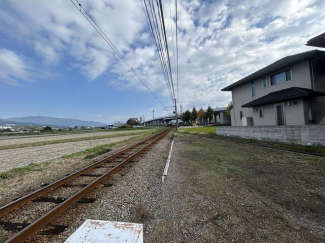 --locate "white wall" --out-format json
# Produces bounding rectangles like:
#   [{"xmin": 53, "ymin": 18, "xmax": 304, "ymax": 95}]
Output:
[{"xmin": 230, "ymin": 61, "xmax": 312, "ymax": 126}]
